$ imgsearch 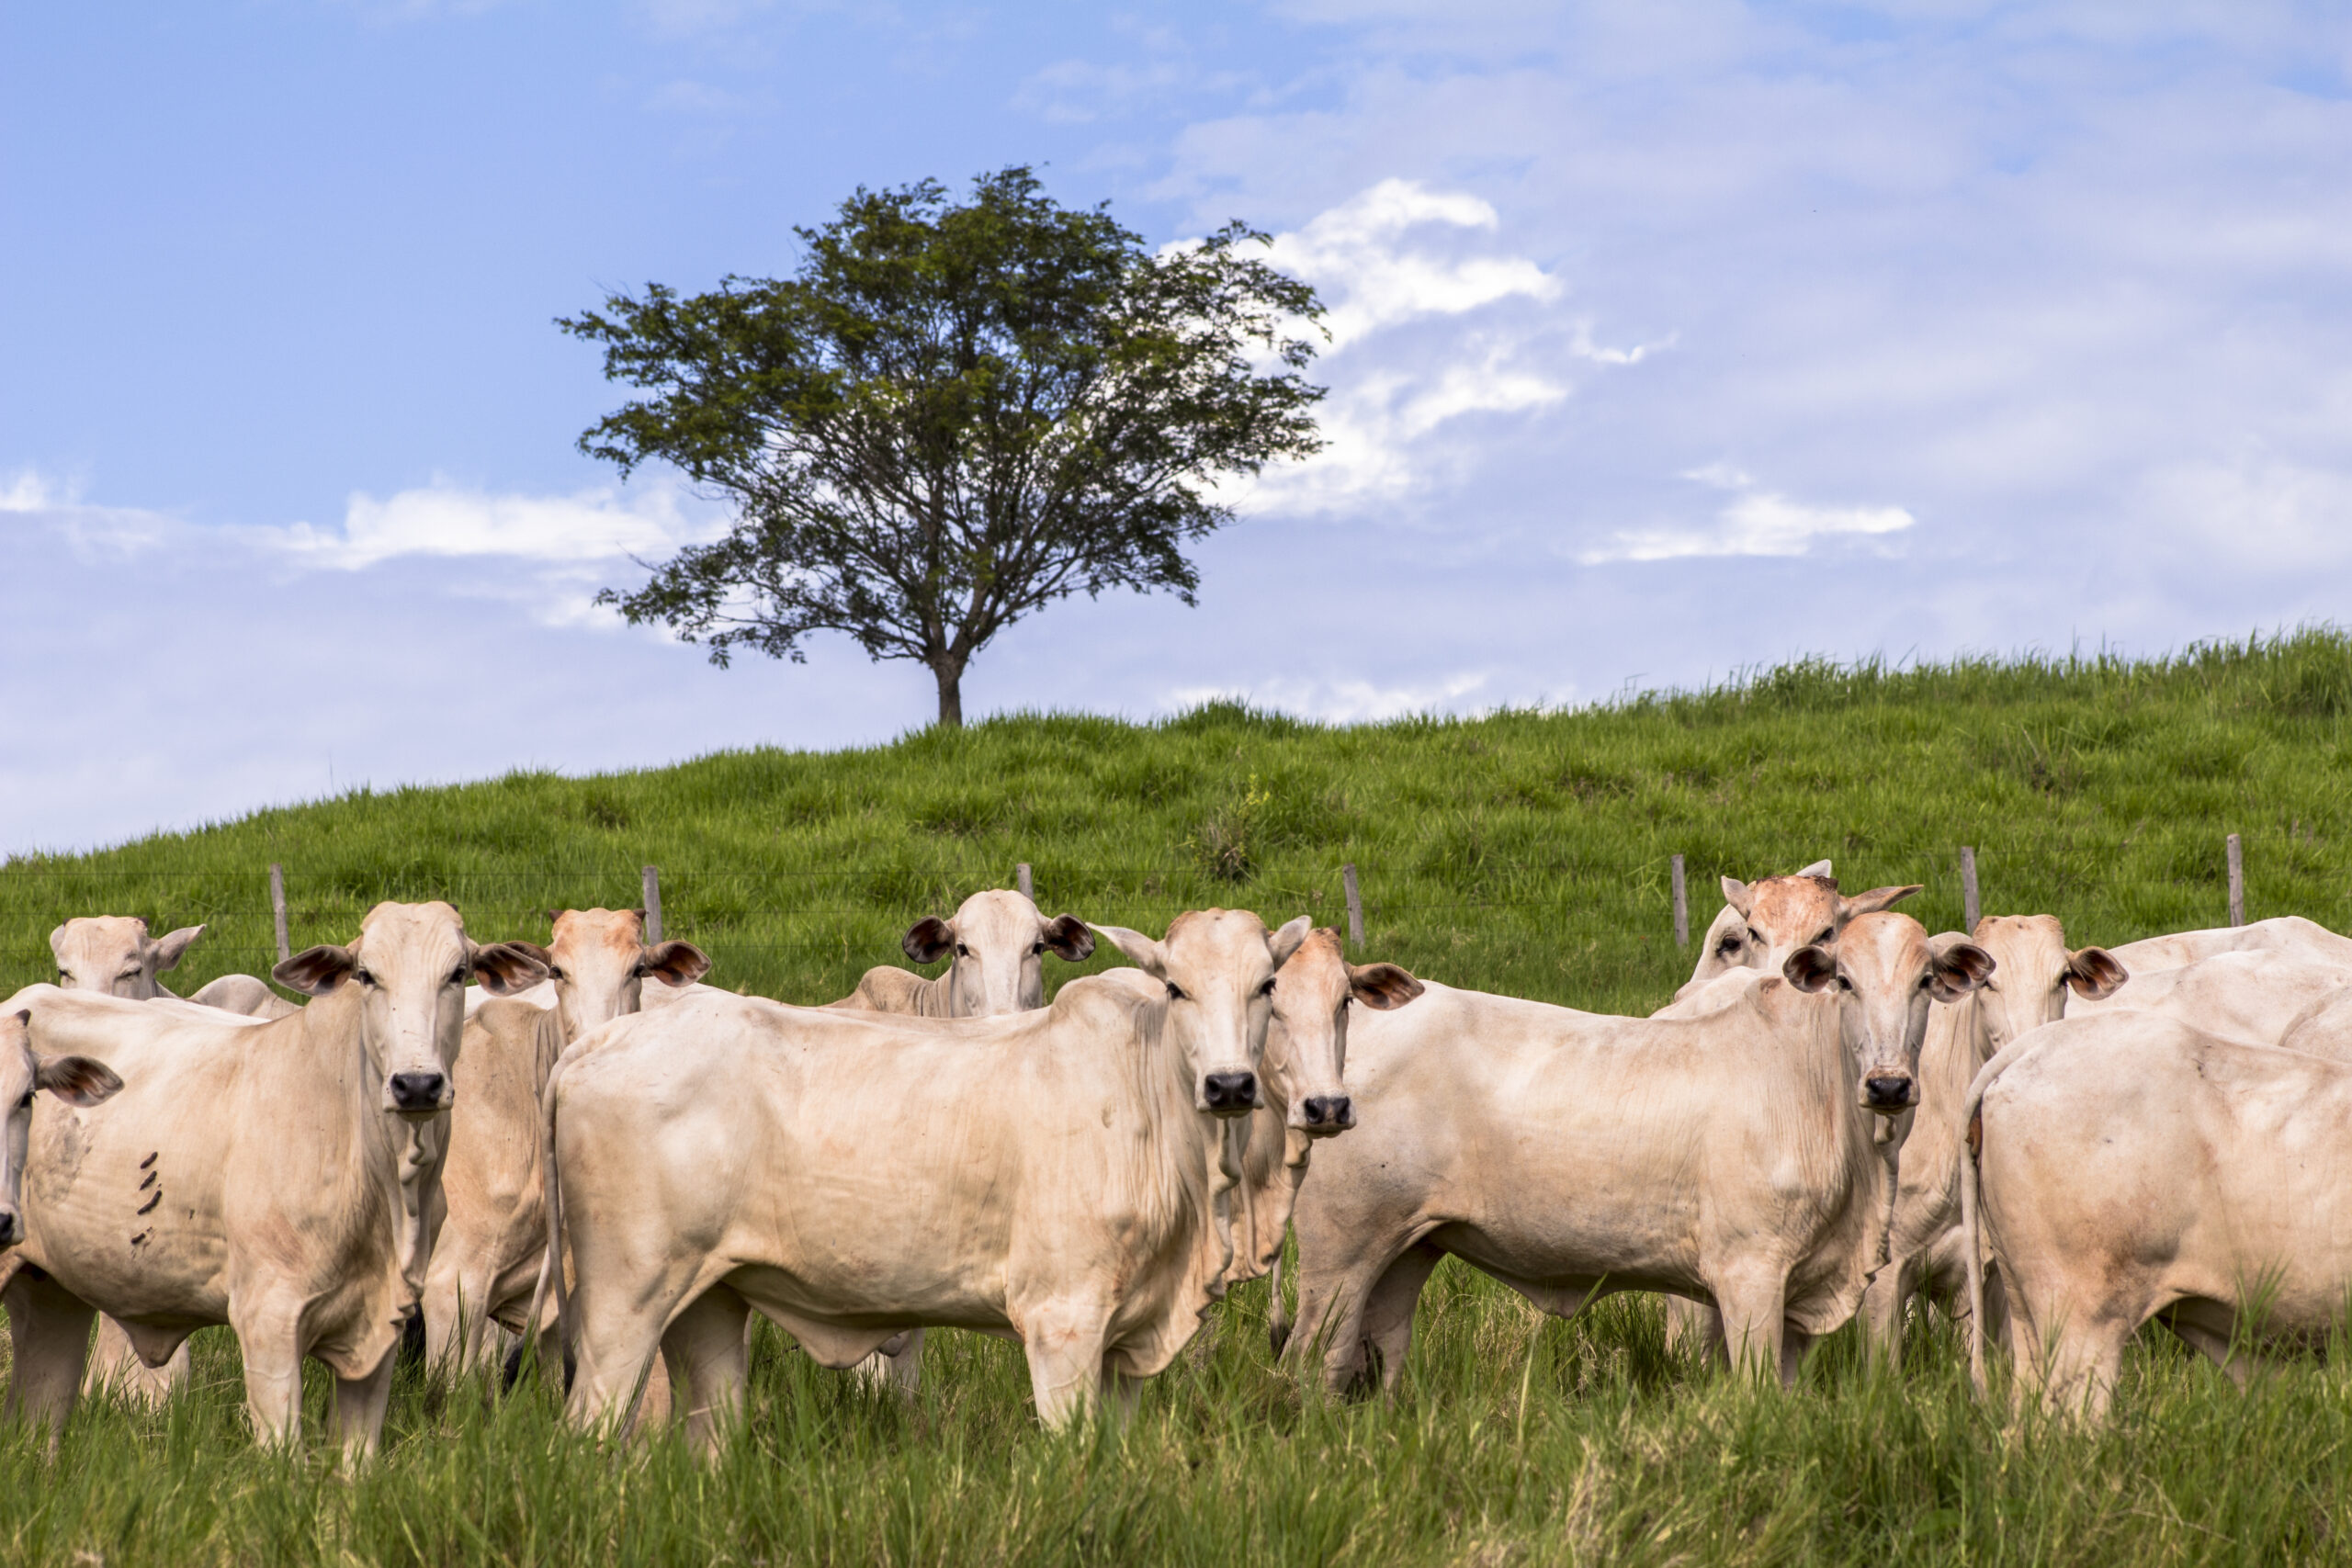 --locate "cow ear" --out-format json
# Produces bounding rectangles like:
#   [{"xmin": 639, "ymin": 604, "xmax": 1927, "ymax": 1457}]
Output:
[
  {"xmin": 1930, "ymin": 941, "xmax": 1996, "ymax": 1003},
  {"xmin": 1783, "ymin": 945, "xmax": 1838, "ymax": 993},
  {"xmin": 1088, "ymin": 923, "xmax": 1167, "ymax": 979},
  {"xmin": 46, "ymin": 925, "xmax": 70, "ymax": 966},
  {"xmin": 504, "ymin": 941, "xmax": 554, "ymax": 968},
  {"xmin": 1269, "ymin": 916, "xmax": 1314, "ymax": 969},
  {"xmin": 153, "ymin": 925, "xmax": 205, "ymax": 973},
  {"xmin": 1794, "ymin": 859, "xmax": 1833, "ymax": 878},
  {"xmin": 902, "ymin": 917, "xmax": 955, "ymax": 965},
  {"xmin": 472, "ymin": 942, "xmax": 550, "ymax": 996},
  {"xmin": 35, "ymin": 1053, "xmax": 123, "ymax": 1108},
  {"xmin": 1840, "ymin": 885, "xmax": 1922, "ymax": 920},
  {"xmin": 1349, "ymin": 962, "xmax": 1425, "ymax": 1010},
  {"xmin": 644, "ymin": 940, "xmax": 711, "ymax": 987},
  {"xmin": 275, "ymin": 944, "xmax": 357, "ymax": 996},
  {"xmin": 2064, "ymin": 946, "xmax": 2128, "ymax": 1001},
  {"xmin": 1041, "ymin": 915, "xmax": 1094, "ymax": 963},
  {"xmin": 1720, "ymin": 876, "xmax": 1754, "ymax": 919}
]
